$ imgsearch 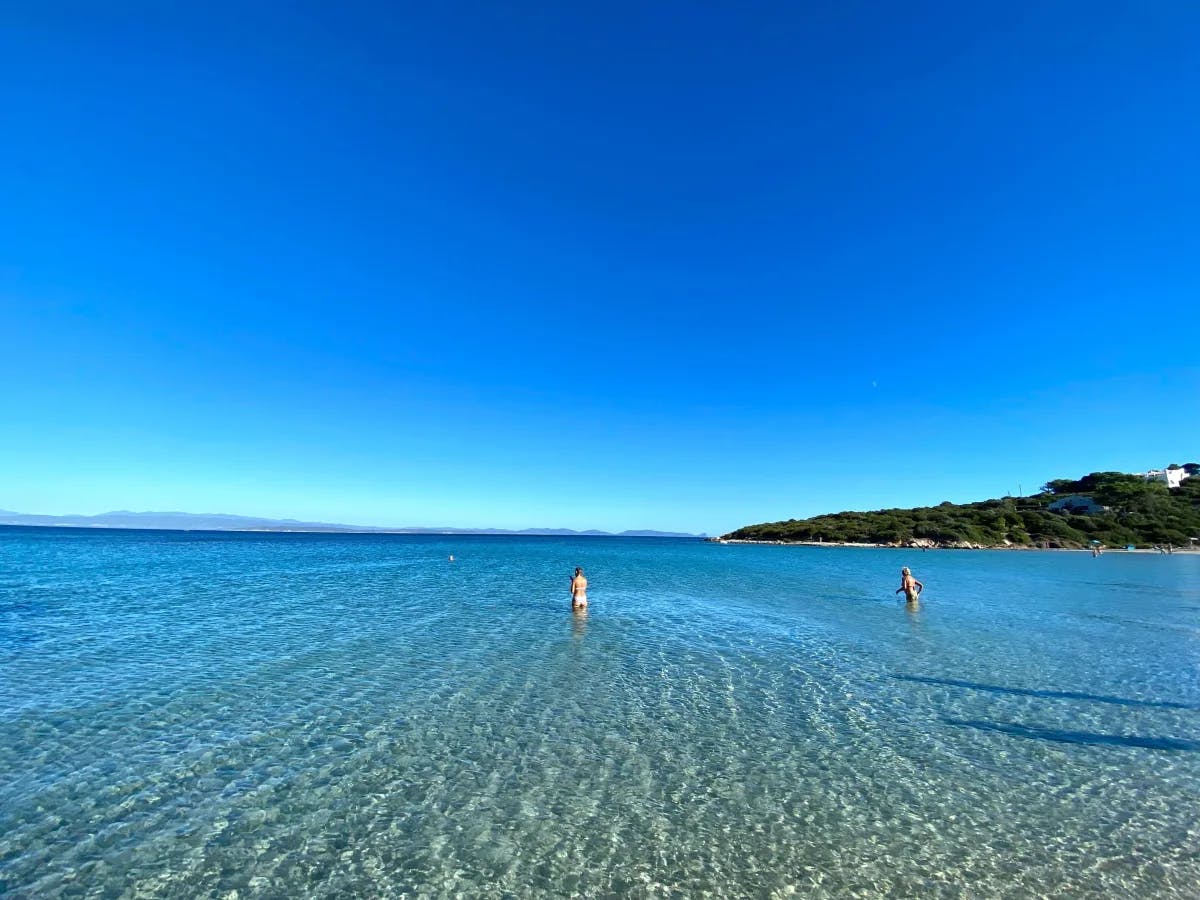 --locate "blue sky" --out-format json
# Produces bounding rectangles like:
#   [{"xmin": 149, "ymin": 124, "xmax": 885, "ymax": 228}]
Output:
[{"xmin": 2, "ymin": 2, "xmax": 1198, "ymax": 534}]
